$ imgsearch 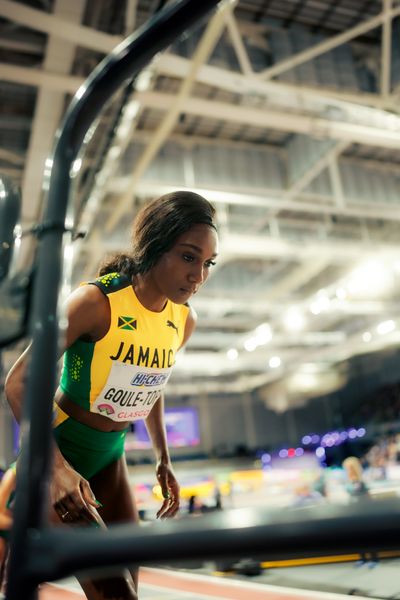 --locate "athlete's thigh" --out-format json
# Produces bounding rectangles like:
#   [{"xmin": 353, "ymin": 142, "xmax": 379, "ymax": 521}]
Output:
[
  {"xmin": 80, "ymin": 457, "xmax": 139, "ymax": 599},
  {"xmin": 89, "ymin": 456, "xmax": 140, "ymax": 591},
  {"xmin": 89, "ymin": 455, "xmax": 139, "ymax": 525}
]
